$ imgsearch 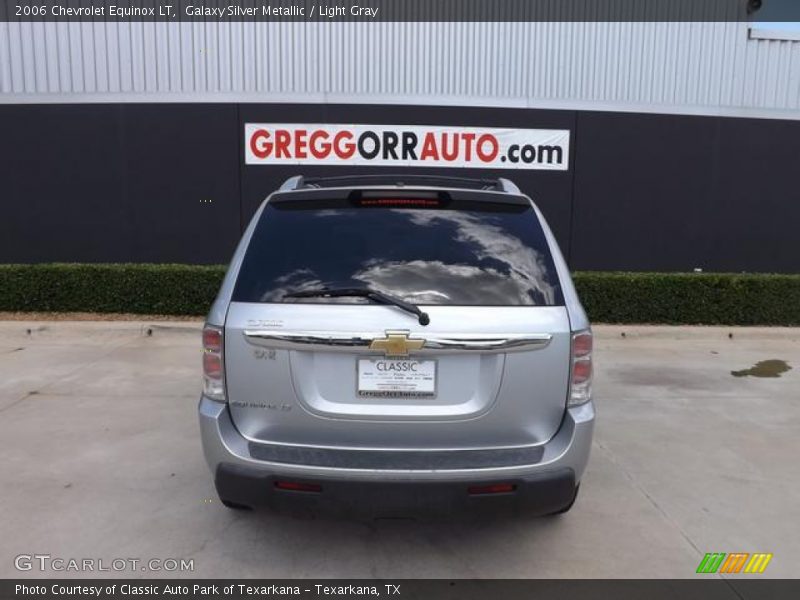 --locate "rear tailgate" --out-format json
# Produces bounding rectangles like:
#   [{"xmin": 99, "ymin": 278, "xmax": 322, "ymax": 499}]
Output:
[
  {"xmin": 225, "ymin": 303, "xmax": 570, "ymax": 449},
  {"xmin": 222, "ymin": 187, "xmax": 570, "ymax": 451}
]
